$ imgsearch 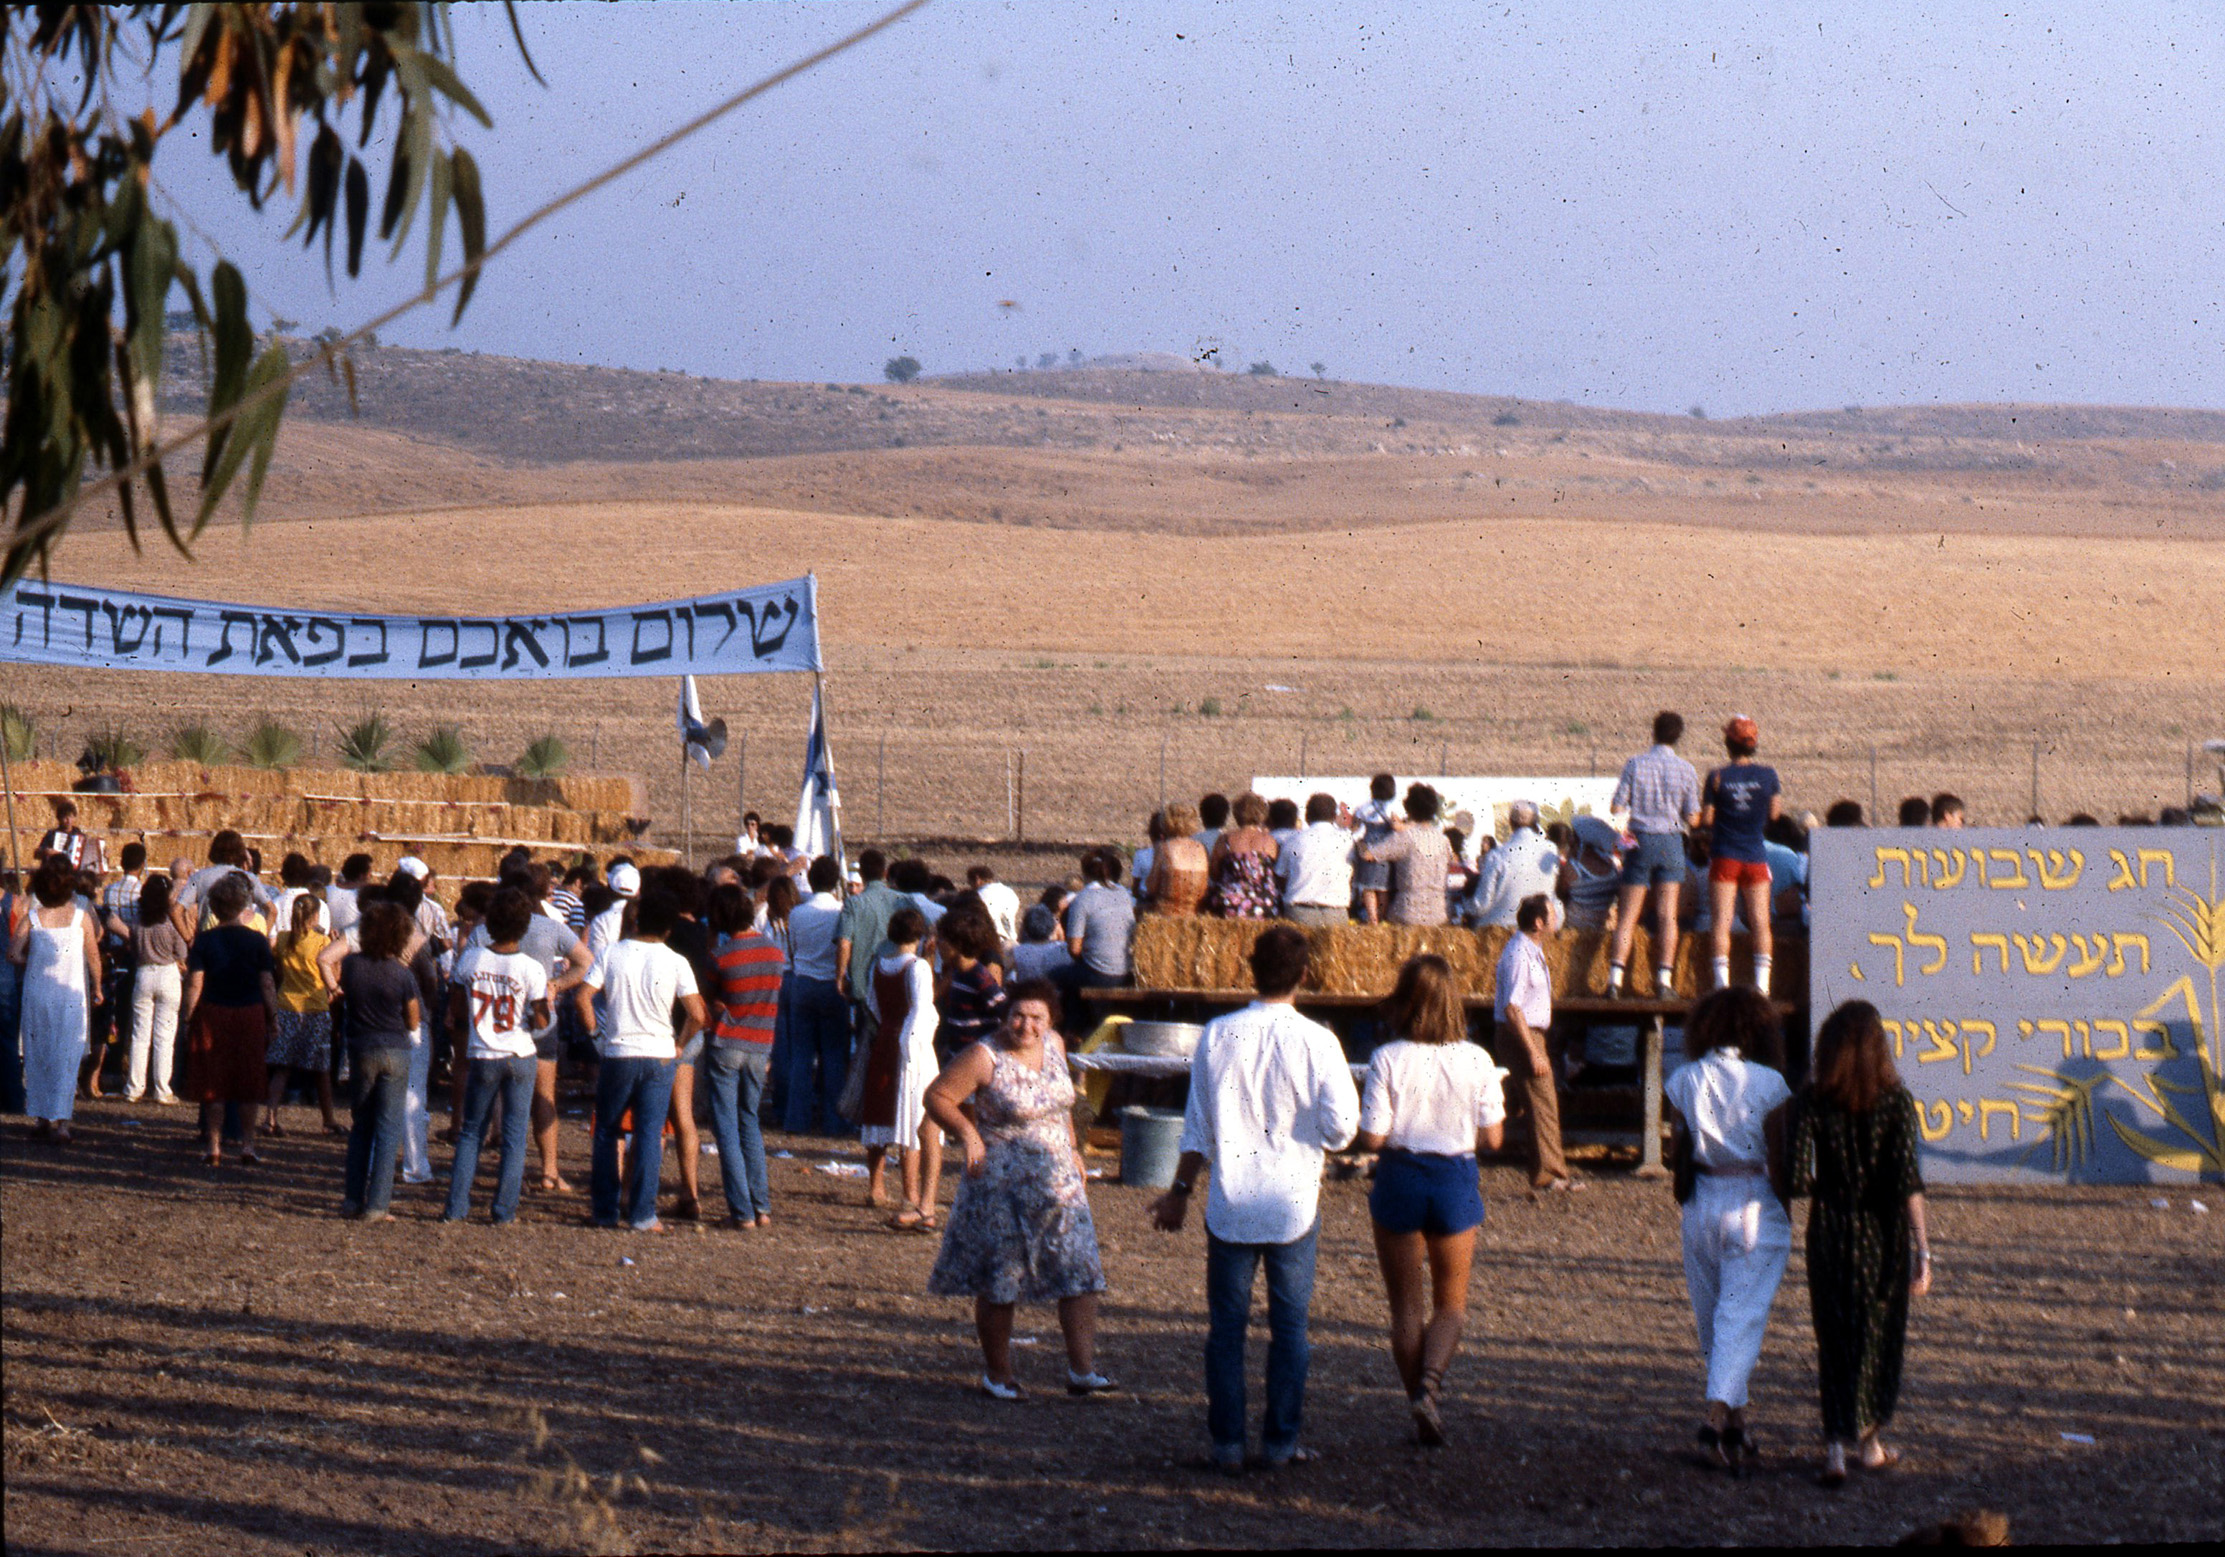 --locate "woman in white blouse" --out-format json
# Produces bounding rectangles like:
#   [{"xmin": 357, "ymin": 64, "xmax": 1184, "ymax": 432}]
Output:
[
  {"xmin": 1354, "ymin": 955, "xmax": 1507, "ymax": 1447},
  {"xmin": 1663, "ymin": 986, "xmax": 1793, "ymax": 1477}
]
